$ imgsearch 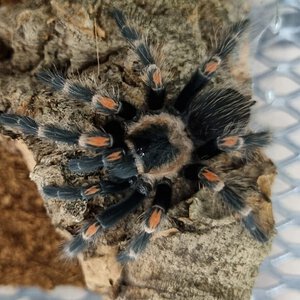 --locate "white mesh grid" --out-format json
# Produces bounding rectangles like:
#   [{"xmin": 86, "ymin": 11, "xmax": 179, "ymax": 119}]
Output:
[{"xmin": 252, "ymin": 0, "xmax": 300, "ymax": 299}]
